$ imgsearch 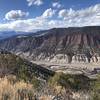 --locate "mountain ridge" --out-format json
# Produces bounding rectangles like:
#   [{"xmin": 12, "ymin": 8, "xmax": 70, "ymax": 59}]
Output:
[{"xmin": 0, "ymin": 26, "xmax": 100, "ymax": 63}]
